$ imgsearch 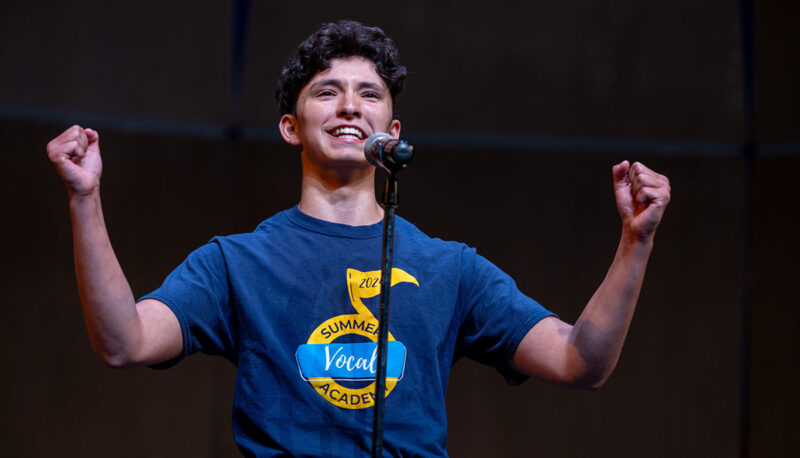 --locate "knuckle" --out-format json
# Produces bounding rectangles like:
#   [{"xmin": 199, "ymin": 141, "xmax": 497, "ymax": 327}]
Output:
[
  {"xmin": 65, "ymin": 140, "xmax": 79, "ymax": 153},
  {"xmin": 68, "ymin": 125, "xmax": 83, "ymax": 139}
]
